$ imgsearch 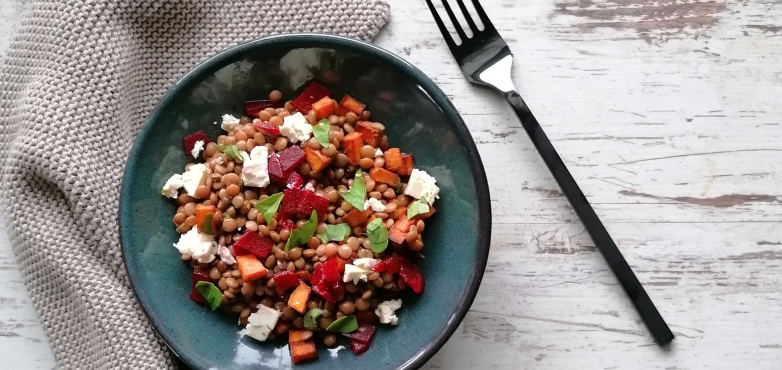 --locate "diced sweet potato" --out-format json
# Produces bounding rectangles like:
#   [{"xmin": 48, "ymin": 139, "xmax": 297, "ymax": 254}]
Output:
[
  {"xmin": 344, "ymin": 208, "xmax": 372, "ymax": 228},
  {"xmin": 398, "ymin": 154, "xmax": 414, "ymax": 176},
  {"xmin": 370, "ymin": 167, "xmax": 399, "ymax": 186},
  {"xmin": 312, "ymin": 96, "xmax": 335, "ymax": 120},
  {"xmin": 355, "ymin": 121, "xmax": 382, "ymax": 147},
  {"xmin": 304, "ymin": 146, "xmax": 332, "ymax": 172},
  {"xmin": 195, "ymin": 204, "xmax": 215, "ymax": 234},
  {"xmin": 289, "ymin": 330, "xmax": 309, "ymax": 343},
  {"xmin": 290, "ymin": 339, "xmax": 318, "ymax": 364},
  {"xmin": 389, "ymin": 217, "xmax": 414, "ymax": 245},
  {"xmin": 288, "ymin": 284, "xmax": 311, "ymax": 314},
  {"xmin": 336, "ymin": 94, "xmax": 366, "ymax": 116},
  {"xmin": 343, "ymin": 132, "xmax": 363, "ymax": 166},
  {"xmin": 384, "ymin": 148, "xmax": 402, "ymax": 172},
  {"xmin": 411, "ymin": 205, "xmax": 436, "ymax": 221},
  {"xmin": 236, "ymin": 255, "xmax": 267, "ymax": 283}
]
